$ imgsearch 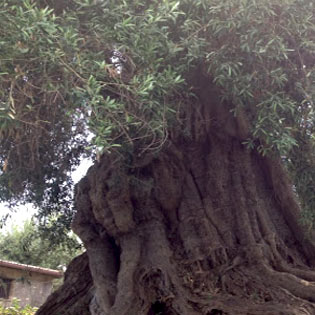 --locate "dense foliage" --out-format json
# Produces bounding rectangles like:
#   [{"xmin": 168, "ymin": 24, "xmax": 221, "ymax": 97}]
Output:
[
  {"xmin": 0, "ymin": 0, "xmax": 314, "ymax": 231},
  {"xmin": 0, "ymin": 220, "xmax": 82, "ymax": 269}
]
